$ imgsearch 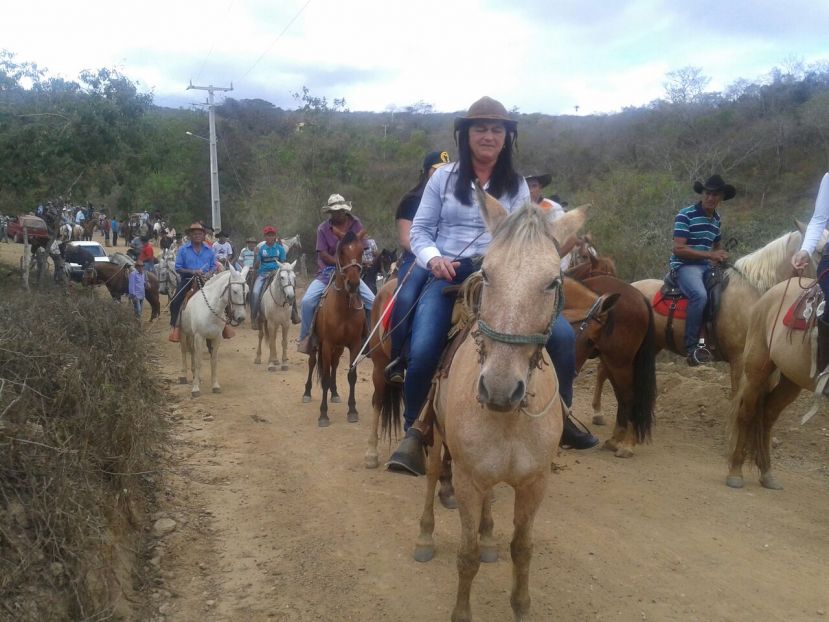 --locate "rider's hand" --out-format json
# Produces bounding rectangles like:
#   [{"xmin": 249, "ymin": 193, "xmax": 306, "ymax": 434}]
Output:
[
  {"xmin": 428, "ymin": 256, "xmax": 460, "ymax": 281},
  {"xmin": 791, "ymin": 250, "xmax": 810, "ymax": 271},
  {"xmin": 709, "ymin": 249, "xmax": 729, "ymax": 263}
]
